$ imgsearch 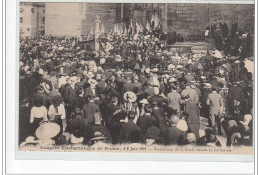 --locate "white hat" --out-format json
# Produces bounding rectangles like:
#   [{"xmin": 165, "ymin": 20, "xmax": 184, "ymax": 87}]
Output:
[
  {"xmin": 96, "ymin": 74, "xmax": 102, "ymax": 80},
  {"xmin": 36, "ymin": 122, "xmax": 60, "ymax": 140},
  {"xmin": 205, "ymin": 83, "xmax": 212, "ymax": 88},
  {"xmin": 176, "ymin": 65, "xmax": 183, "ymax": 69},
  {"xmin": 235, "ymin": 60, "xmax": 240, "ymax": 64},
  {"xmin": 219, "ymin": 69, "xmax": 225, "ymax": 74},
  {"xmin": 86, "ymin": 72, "xmax": 95, "ymax": 78},
  {"xmin": 145, "ymin": 68, "xmax": 150, "ymax": 74},
  {"xmin": 152, "ymin": 68, "xmax": 159, "ymax": 72},
  {"xmin": 244, "ymin": 114, "xmax": 252, "ymax": 122},
  {"xmin": 70, "ymin": 76, "xmax": 78, "ymax": 83},
  {"xmin": 140, "ymin": 99, "xmax": 149, "ymax": 105},
  {"xmin": 221, "ymin": 64, "xmax": 227, "ymax": 68},
  {"xmin": 39, "ymin": 68, "xmax": 44, "ymax": 75},
  {"xmin": 115, "ymin": 55, "xmax": 122, "ymax": 62},
  {"xmin": 201, "ymin": 76, "xmax": 206, "ymax": 80},
  {"xmin": 97, "ymin": 66, "xmax": 103, "ymax": 71},
  {"xmin": 168, "ymin": 64, "xmax": 175, "ymax": 70},
  {"xmin": 169, "ymin": 77, "xmax": 177, "ymax": 83},
  {"xmin": 214, "ymin": 49, "xmax": 223, "ymax": 59},
  {"xmin": 124, "ymin": 91, "xmax": 137, "ymax": 103},
  {"xmin": 88, "ymin": 79, "xmax": 97, "ymax": 85},
  {"xmin": 100, "ymin": 58, "xmax": 106, "ymax": 65}
]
